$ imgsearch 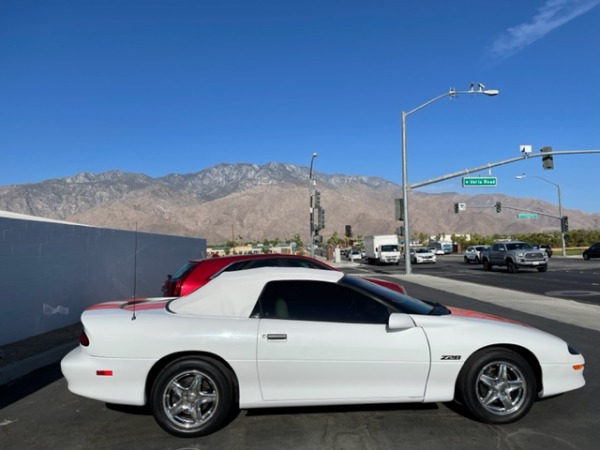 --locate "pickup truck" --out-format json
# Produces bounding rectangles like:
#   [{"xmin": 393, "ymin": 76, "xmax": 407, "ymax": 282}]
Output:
[{"xmin": 480, "ymin": 241, "xmax": 548, "ymax": 273}]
